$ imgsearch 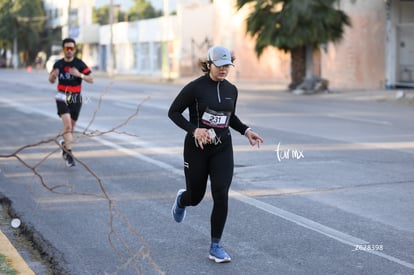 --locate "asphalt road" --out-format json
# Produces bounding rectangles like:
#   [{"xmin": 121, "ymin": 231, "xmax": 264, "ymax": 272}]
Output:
[{"xmin": 0, "ymin": 69, "xmax": 414, "ymax": 274}]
